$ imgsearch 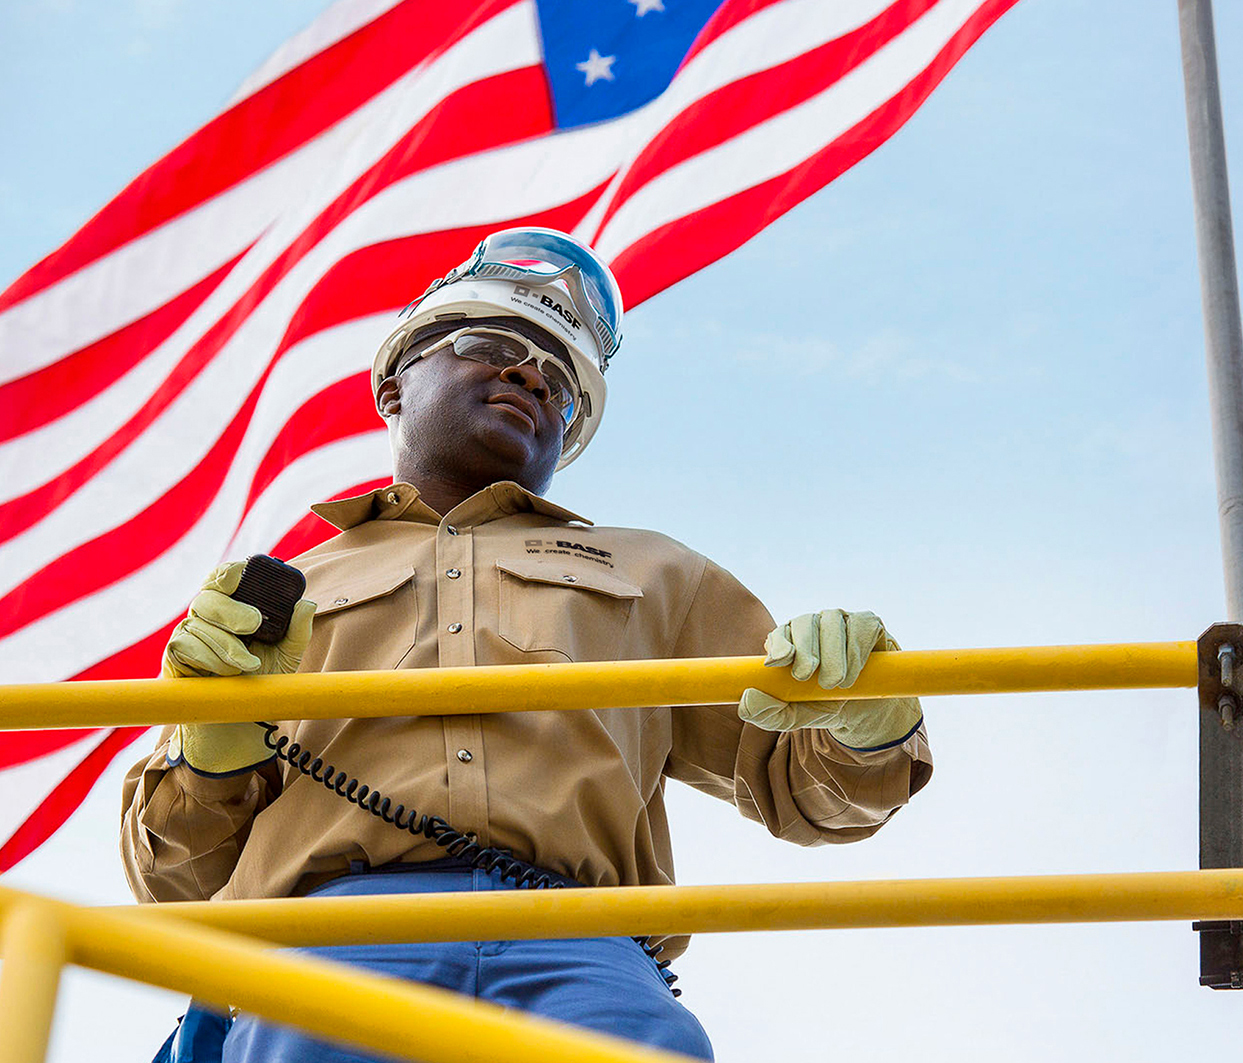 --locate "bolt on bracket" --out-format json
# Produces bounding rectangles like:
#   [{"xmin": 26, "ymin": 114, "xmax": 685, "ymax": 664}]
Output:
[
  {"xmin": 1196, "ymin": 623, "xmax": 1243, "ymax": 989},
  {"xmin": 1198, "ymin": 623, "xmax": 1243, "ymax": 732}
]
